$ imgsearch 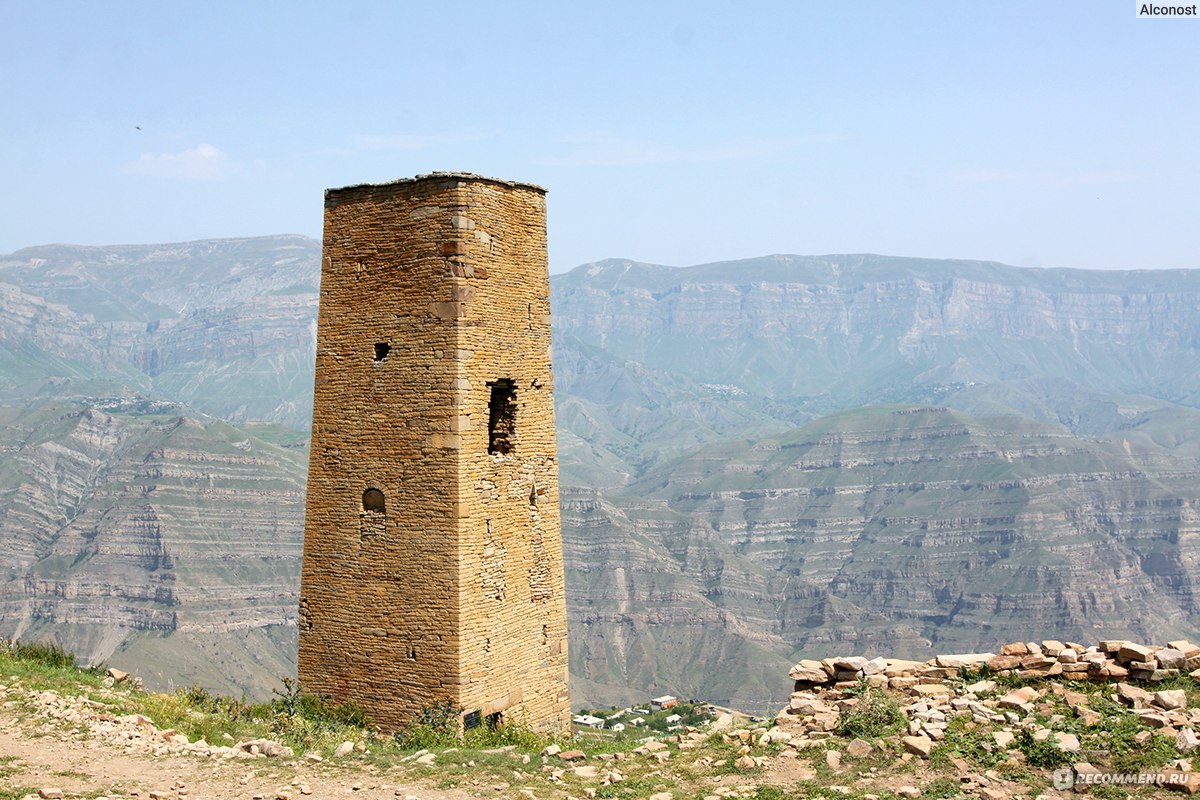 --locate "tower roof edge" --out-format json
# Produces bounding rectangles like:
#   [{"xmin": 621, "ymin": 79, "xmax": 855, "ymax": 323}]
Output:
[{"xmin": 326, "ymin": 172, "xmax": 547, "ymax": 198}]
